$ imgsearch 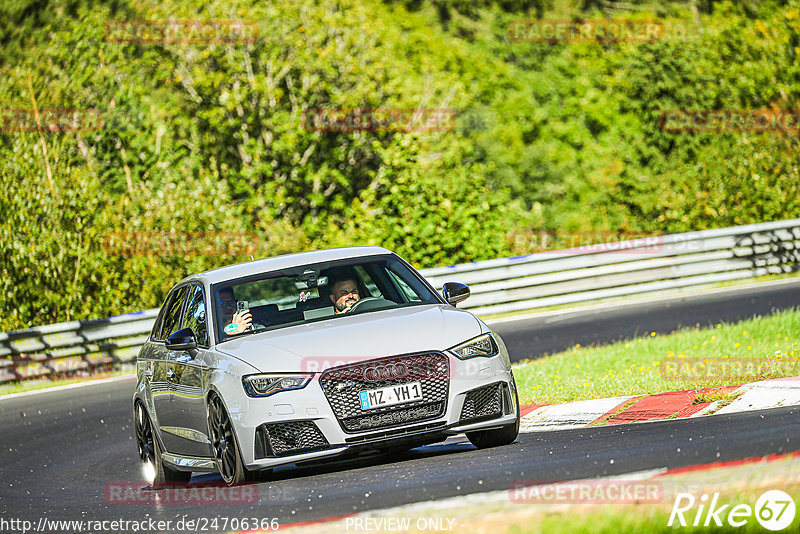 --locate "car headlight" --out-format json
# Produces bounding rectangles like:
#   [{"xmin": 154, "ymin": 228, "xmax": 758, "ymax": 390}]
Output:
[
  {"xmin": 448, "ymin": 333, "xmax": 499, "ymax": 359},
  {"xmin": 242, "ymin": 374, "xmax": 312, "ymax": 397}
]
